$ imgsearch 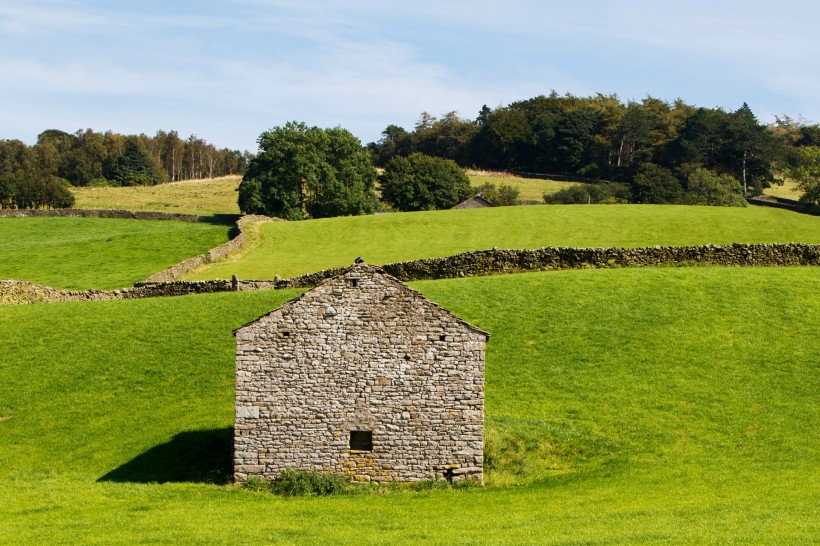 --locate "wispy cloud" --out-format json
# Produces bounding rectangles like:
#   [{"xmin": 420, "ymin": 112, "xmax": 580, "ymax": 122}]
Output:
[{"xmin": 2, "ymin": 0, "xmax": 820, "ymax": 149}]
